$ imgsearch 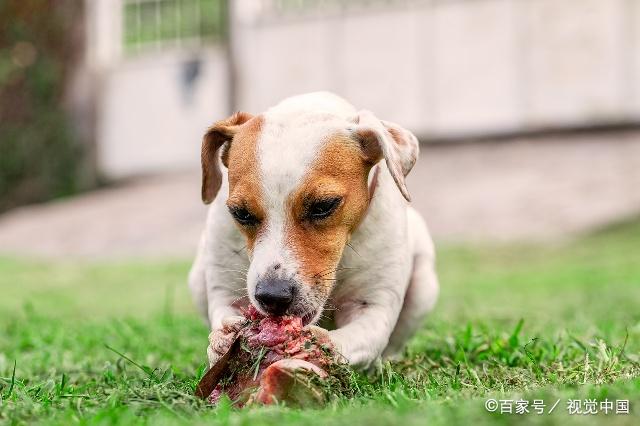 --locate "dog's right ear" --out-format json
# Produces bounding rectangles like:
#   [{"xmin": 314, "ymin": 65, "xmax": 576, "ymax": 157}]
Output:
[{"xmin": 201, "ymin": 112, "xmax": 253, "ymax": 204}]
